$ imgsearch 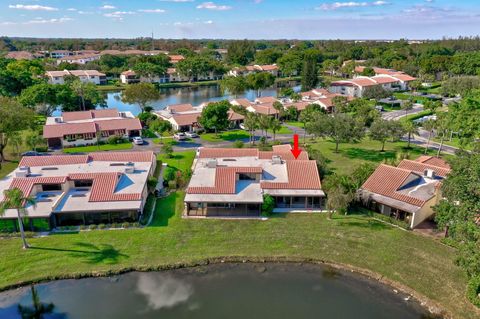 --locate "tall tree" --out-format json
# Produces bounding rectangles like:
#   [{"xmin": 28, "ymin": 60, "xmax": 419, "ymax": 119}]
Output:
[
  {"xmin": 71, "ymin": 80, "xmax": 104, "ymax": 111},
  {"xmin": 198, "ymin": 100, "xmax": 230, "ymax": 135},
  {"xmin": 403, "ymin": 121, "xmax": 419, "ymax": 148},
  {"xmin": 0, "ymin": 188, "xmax": 36, "ymax": 249},
  {"xmin": 226, "ymin": 40, "xmax": 256, "ymax": 65},
  {"xmin": 369, "ymin": 119, "xmax": 405, "ymax": 152},
  {"xmin": 269, "ymin": 118, "xmax": 282, "ymax": 141},
  {"xmin": 18, "ymin": 82, "xmax": 59, "ymax": 116},
  {"xmin": 220, "ymin": 76, "xmax": 247, "ymax": 98},
  {"xmin": 246, "ymin": 72, "xmax": 275, "ymax": 97},
  {"xmin": 121, "ymin": 82, "xmax": 160, "ymax": 113},
  {"xmin": 0, "ymin": 97, "xmax": 35, "ymax": 162},
  {"xmin": 243, "ymin": 112, "xmax": 258, "ymax": 144},
  {"xmin": 401, "ymin": 99, "xmax": 414, "ymax": 117},
  {"xmin": 307, "ymin": 112, "xmax": 364, "ymax": 153},
  {"xmin": 423, "ymin": 119, "xmax": 436, "ymax": 154},
  {"xmin": 300, "ymin": 51, "xmax": 318, "ymax": 91}
]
